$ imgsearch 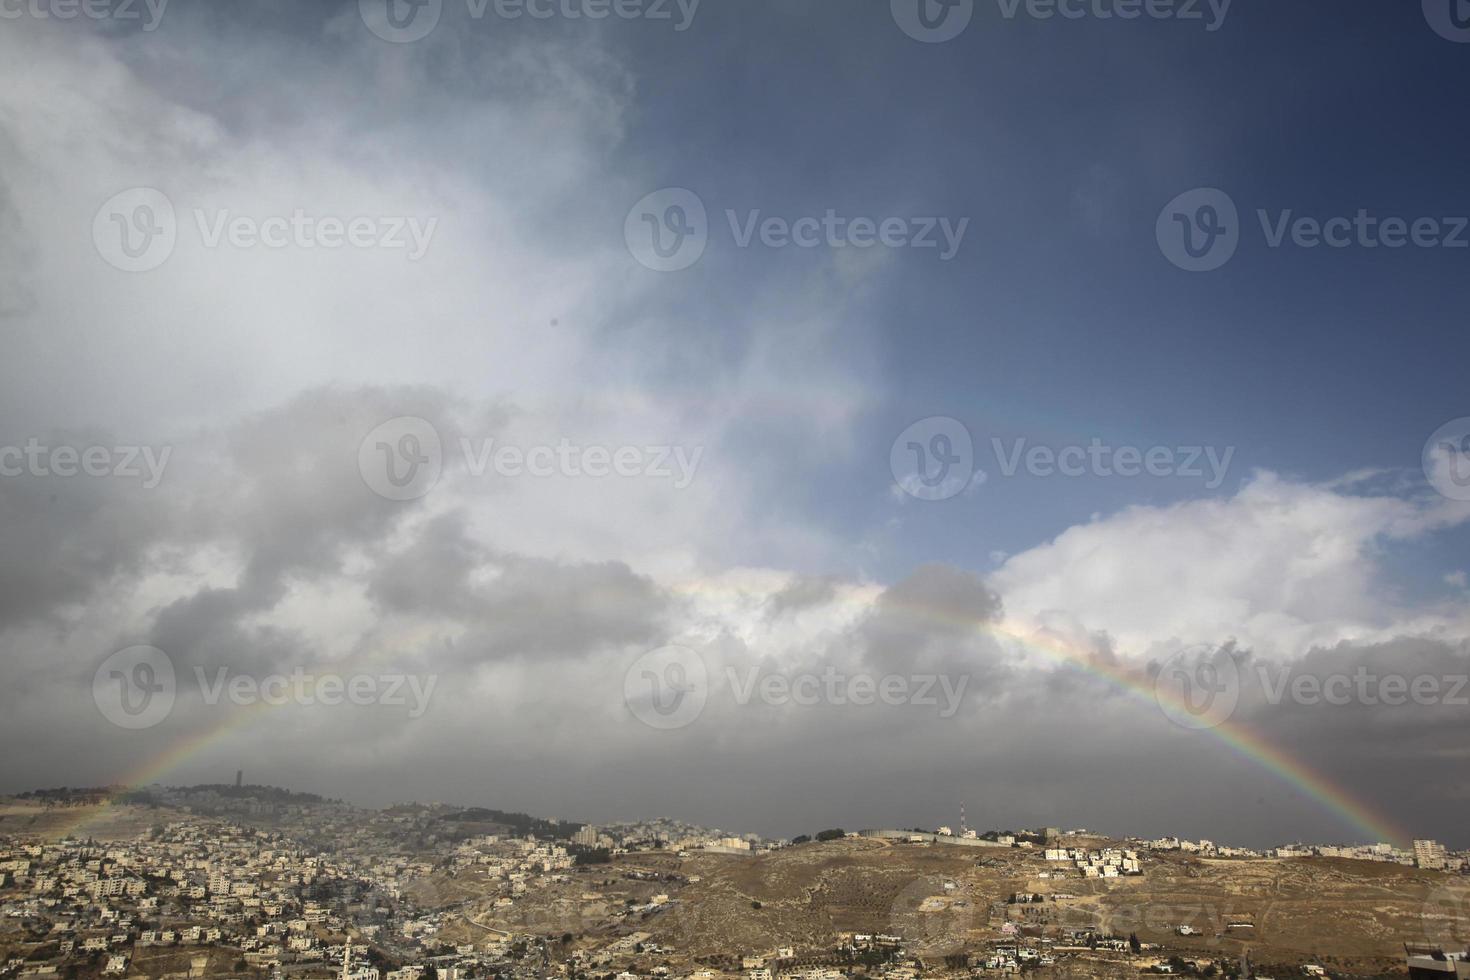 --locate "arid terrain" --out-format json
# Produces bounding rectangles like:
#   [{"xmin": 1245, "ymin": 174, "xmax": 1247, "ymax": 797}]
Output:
[
  {"xmin": 0, "ymin": 799, "xmax": 161, "ymax": 841},
  {"xmin": 420, "ymin": 835, "xmax": 1466, "ymax": 975},
  {"xmin": 6, "ymin": 799, "xmax": 1464, "ymax": 980}
]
